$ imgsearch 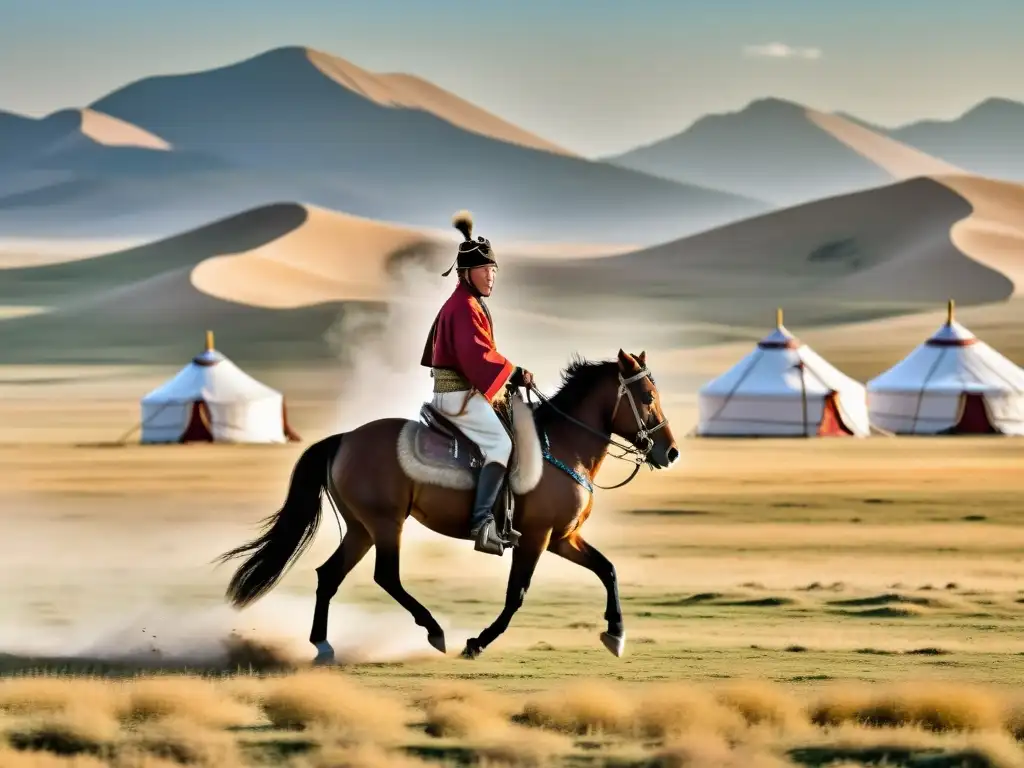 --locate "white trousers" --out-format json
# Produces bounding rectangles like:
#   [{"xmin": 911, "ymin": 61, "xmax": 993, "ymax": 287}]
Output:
[{"xmin": 432, "ymin": 390, "xmax": 512, "ymax": 467}]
